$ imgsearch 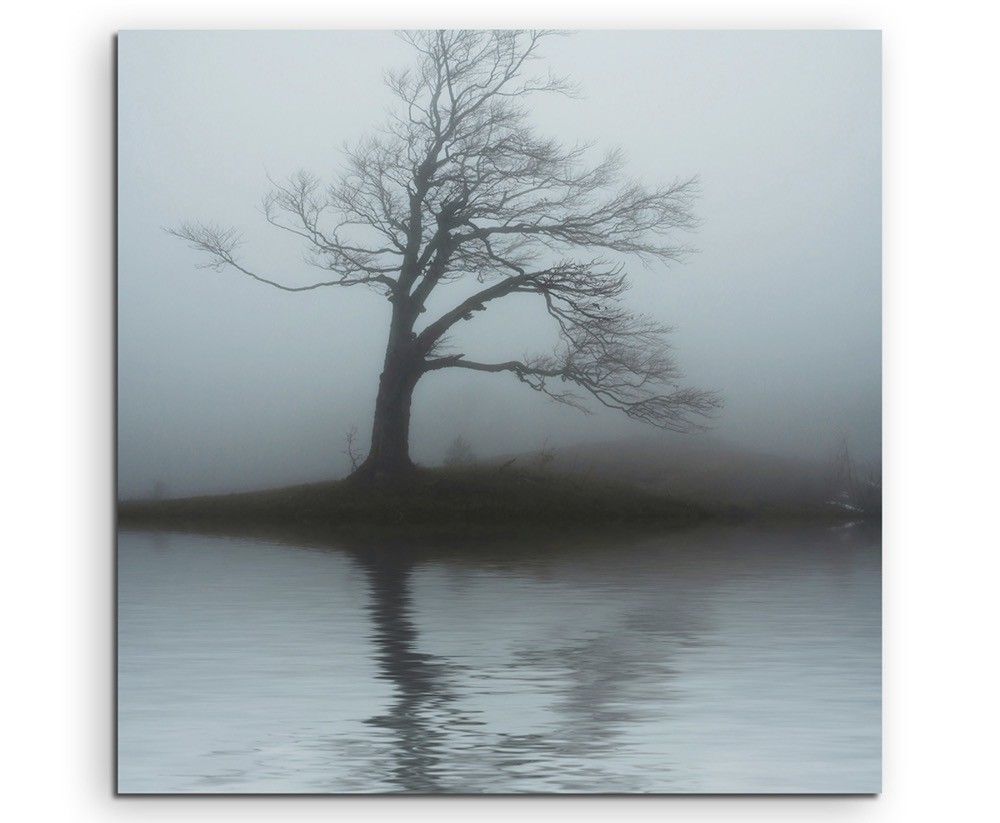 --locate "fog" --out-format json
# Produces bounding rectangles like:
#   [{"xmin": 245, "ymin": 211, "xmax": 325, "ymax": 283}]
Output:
[{"xmin": 117, "ymin": 30, "xmax": 880, "ymax": 498}]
